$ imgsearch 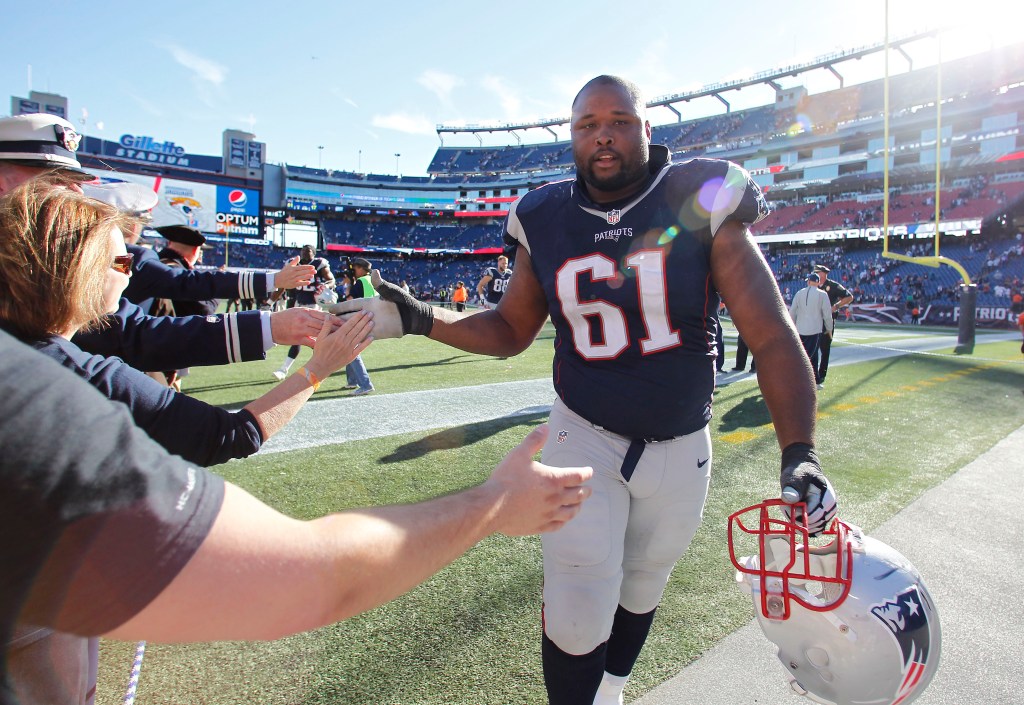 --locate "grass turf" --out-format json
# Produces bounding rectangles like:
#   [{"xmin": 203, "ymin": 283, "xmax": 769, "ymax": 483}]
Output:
[{"xmin": 95, "ymin": 325, "xmax": 1024, "ymax": 704}]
